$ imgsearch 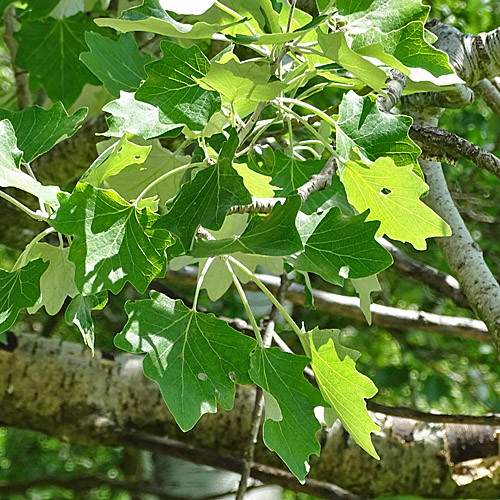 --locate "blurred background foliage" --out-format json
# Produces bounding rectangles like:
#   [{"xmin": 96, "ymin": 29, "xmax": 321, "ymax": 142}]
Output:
[{"xmin": 1, "ymin": 0, "xmax": 500, "ymax": 499}]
